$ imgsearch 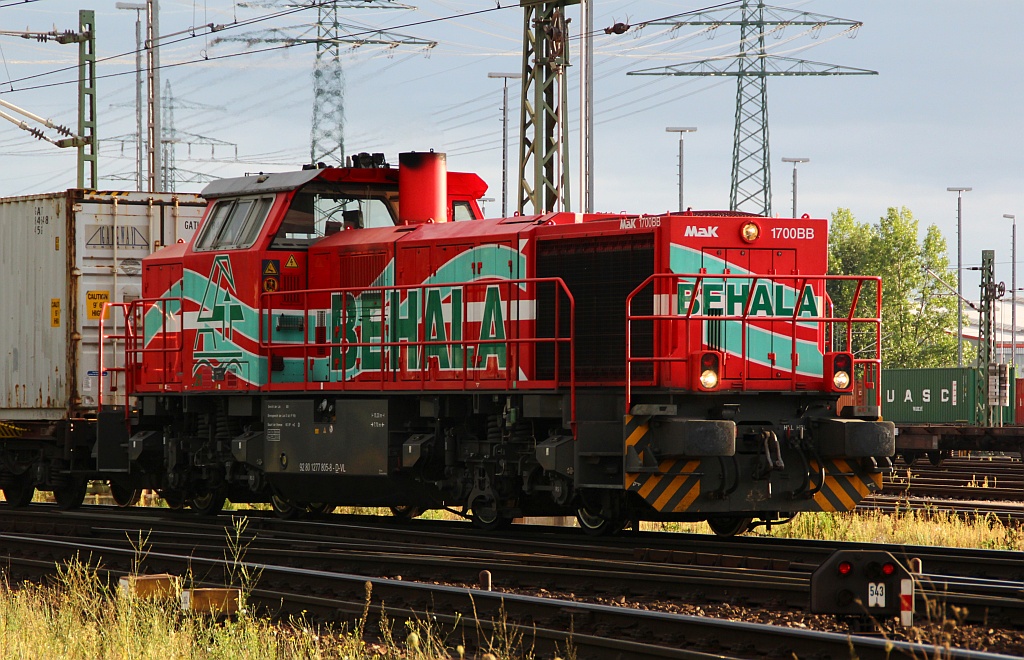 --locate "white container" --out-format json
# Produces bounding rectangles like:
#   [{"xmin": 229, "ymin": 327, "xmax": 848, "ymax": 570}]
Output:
[{"xmin": 0, "ymin": 190, "xmax": 206, "ymax": 420}]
